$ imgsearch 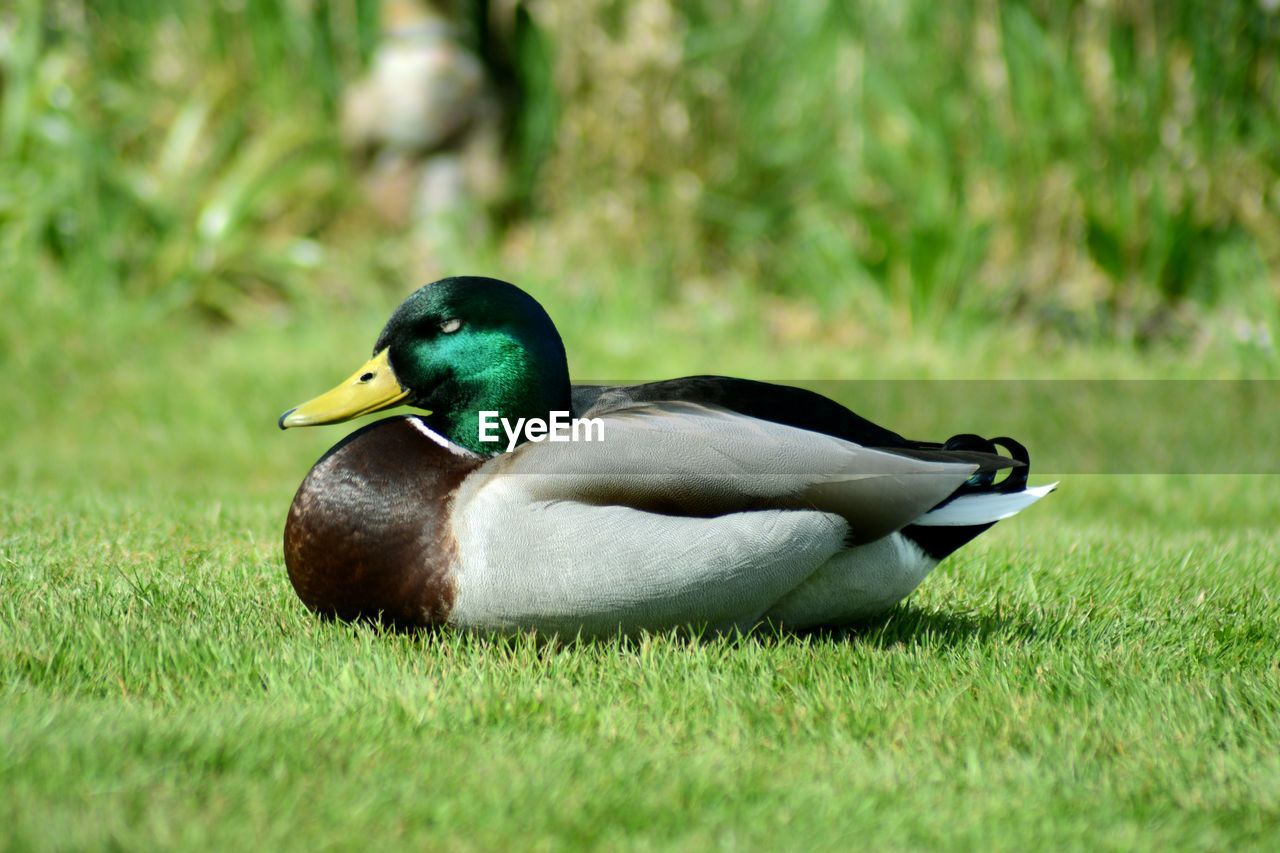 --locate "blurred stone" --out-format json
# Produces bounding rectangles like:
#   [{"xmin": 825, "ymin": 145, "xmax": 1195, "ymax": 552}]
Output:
[{"xmin": 341, "ymin": 0, "xmax": 506, "ymax": 255}]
